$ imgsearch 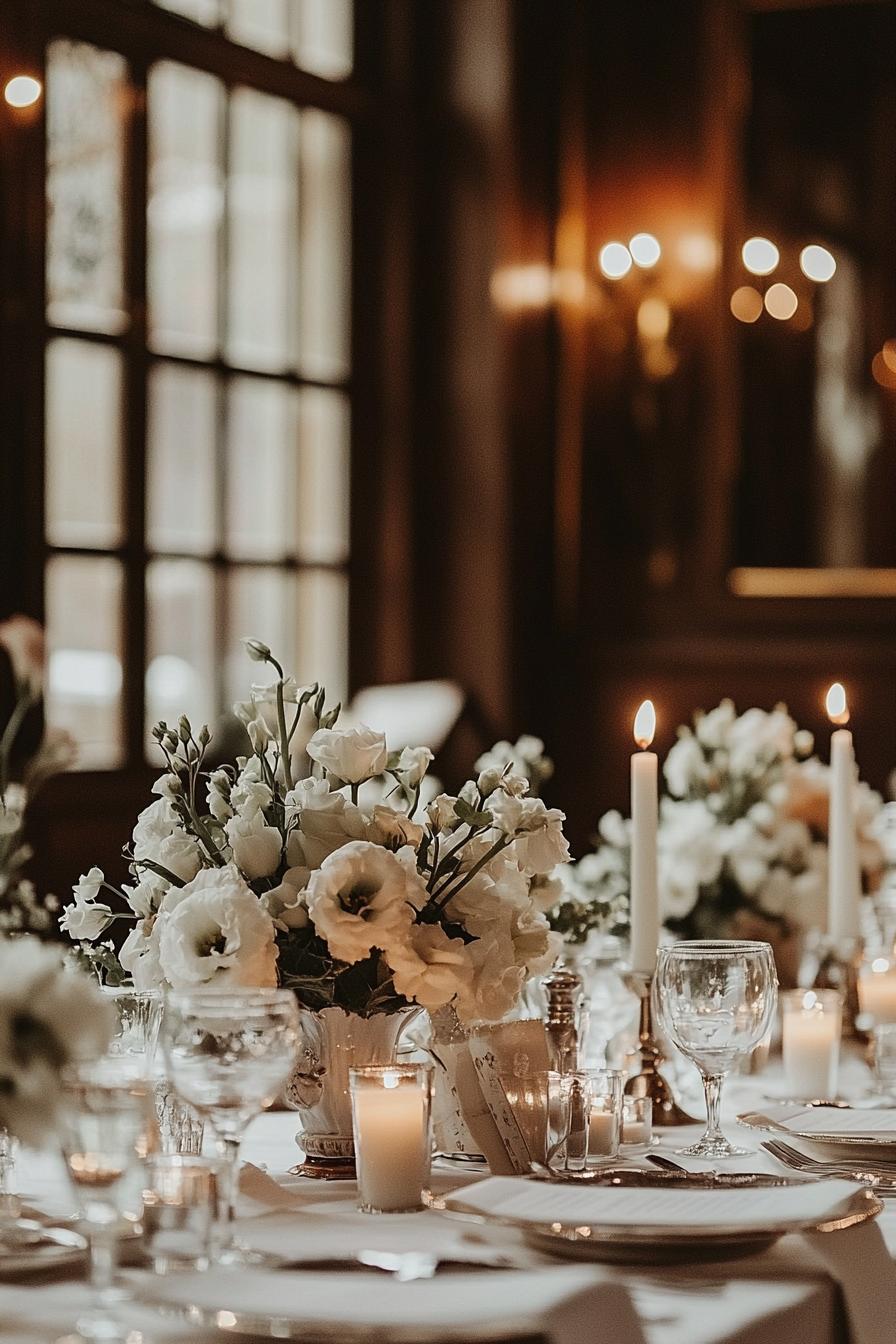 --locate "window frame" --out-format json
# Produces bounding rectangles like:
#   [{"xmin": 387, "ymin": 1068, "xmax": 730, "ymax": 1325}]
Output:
[{"xmin": 3, "ymin": 0, "xmax": 374, "ymax": 780}]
